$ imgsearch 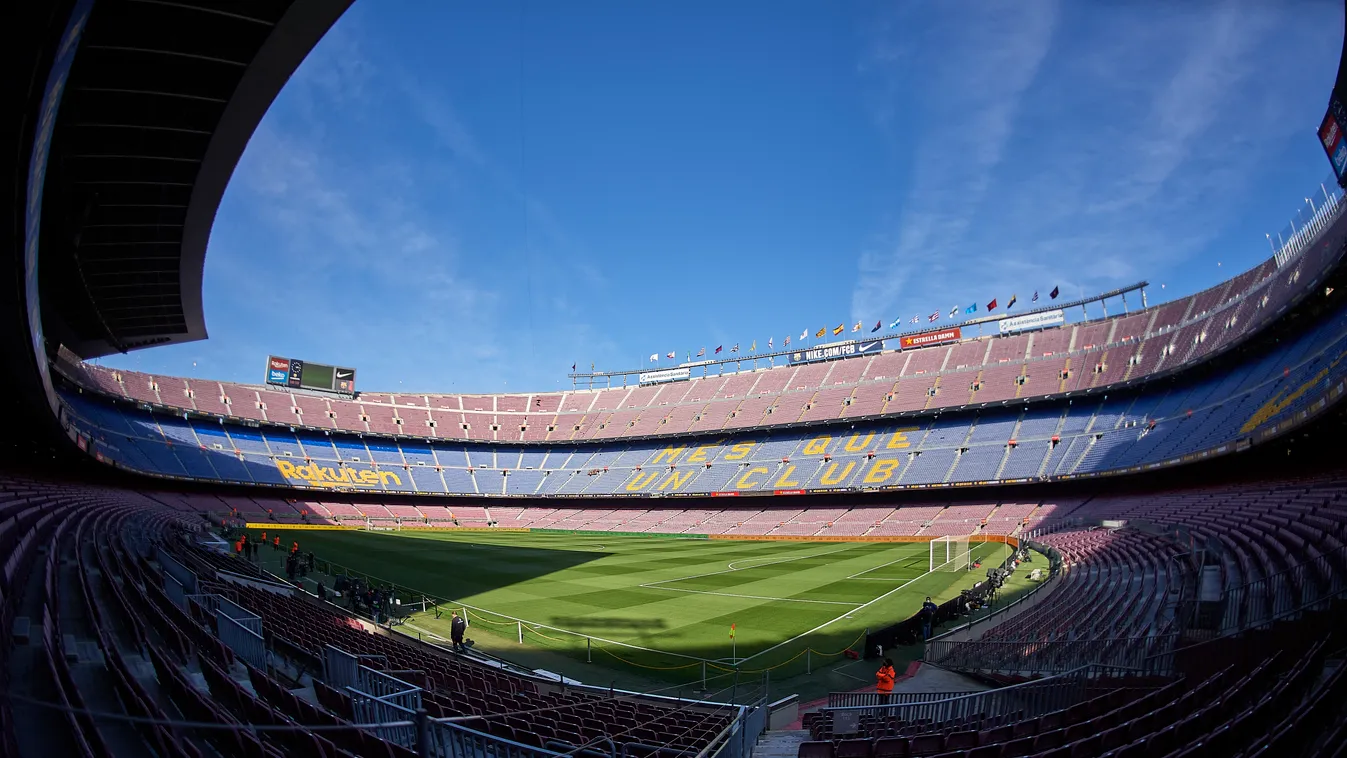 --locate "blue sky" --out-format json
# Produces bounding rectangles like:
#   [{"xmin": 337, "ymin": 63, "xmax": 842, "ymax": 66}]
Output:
[{"xmin": 102, "ymin": 0, "xmax": 1345, "ymax": 394}]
